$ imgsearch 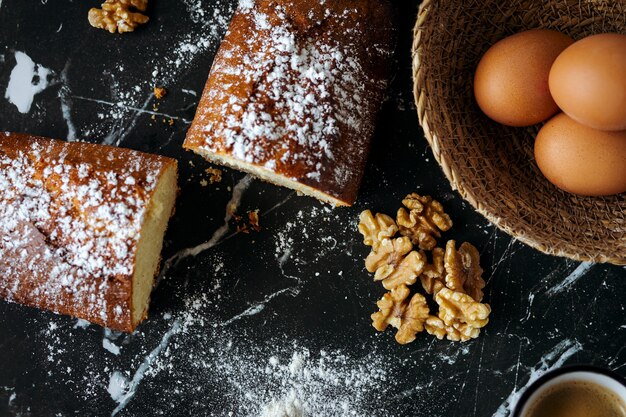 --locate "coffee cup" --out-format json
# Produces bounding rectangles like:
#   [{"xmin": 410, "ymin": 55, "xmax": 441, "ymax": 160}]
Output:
[{"xmin": 513, "ymin": 365, "xmax": 626, "ymax": 417}]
